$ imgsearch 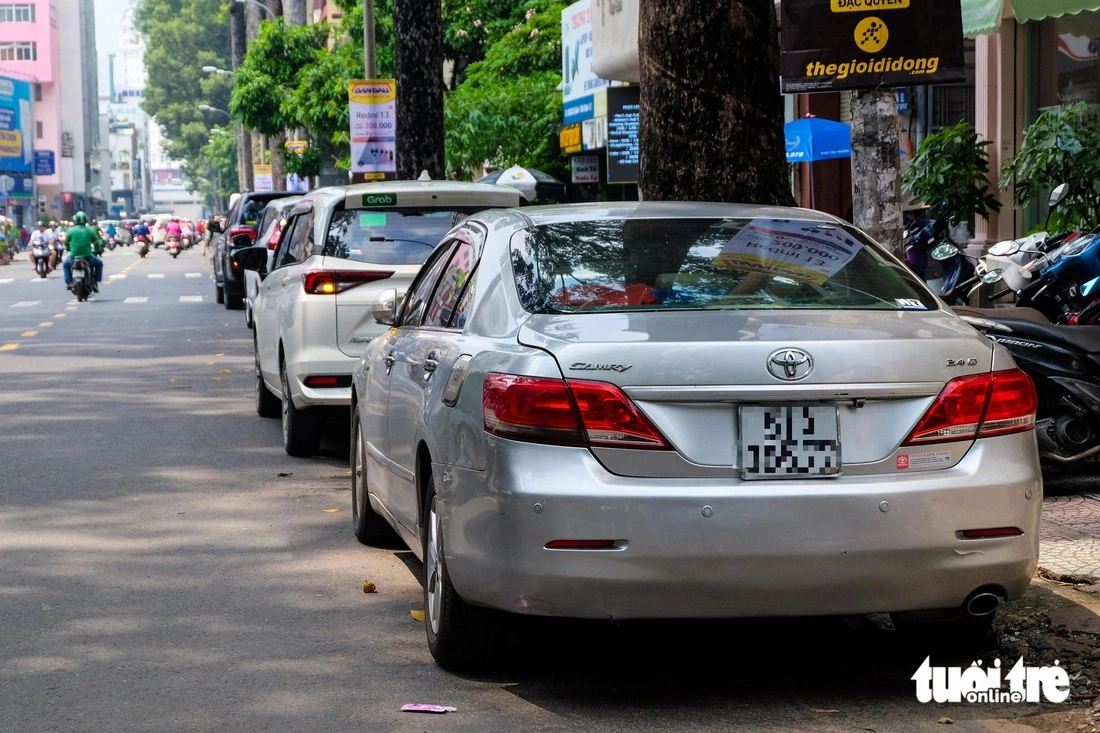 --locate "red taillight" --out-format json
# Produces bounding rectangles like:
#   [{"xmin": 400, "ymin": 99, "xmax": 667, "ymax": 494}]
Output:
[
  {"xmin": 482, "ymin": 373, "xmax": 670, "ymax": 449},
  {"xmin": 904, "ymin": 368, "xmax": 1036, "ymax": 445},
  {"xmin": 302, "ymin": 270, "xmax": 393, "ymax": 295},
  {"xmin": 960, "ymin": 527, "xmax": 1023, "ymax": 539},
  {"xmin": 302, "ymin": 375, "xmax": 351, "ymax": 388},
  {"xmin": 267, "ymin": 221, "xmax": 282, "ymax": 249}
]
